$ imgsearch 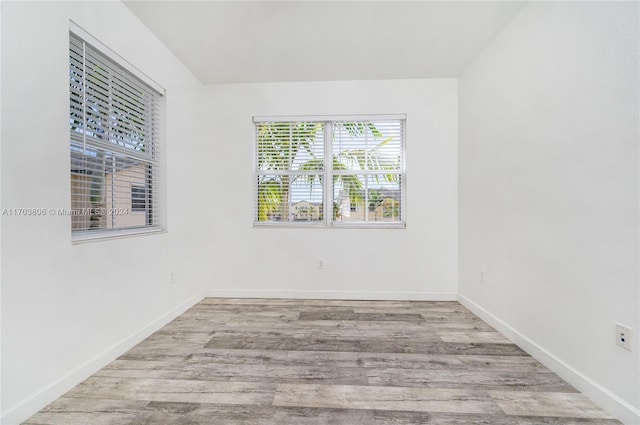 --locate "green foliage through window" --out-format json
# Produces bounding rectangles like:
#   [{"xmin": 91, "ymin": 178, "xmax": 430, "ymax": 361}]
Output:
[{"xmin": 255, "ymin": 118, "xmax": 405, "ymax": 226}]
